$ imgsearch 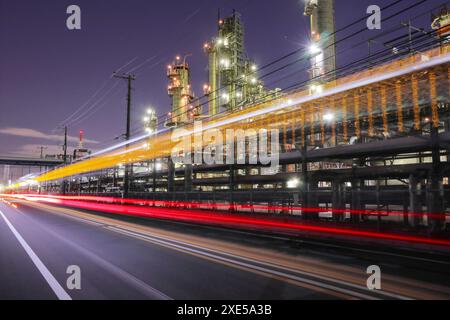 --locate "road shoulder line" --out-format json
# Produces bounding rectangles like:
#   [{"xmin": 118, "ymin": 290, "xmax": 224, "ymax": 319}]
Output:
[{"xmin": 0, "ymin": 208, "xmax": 72, "ymax": 300}]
